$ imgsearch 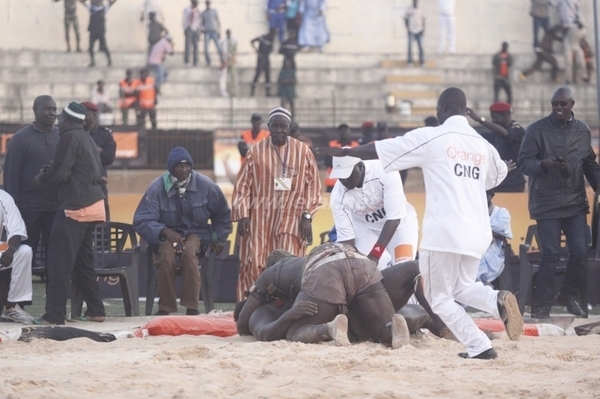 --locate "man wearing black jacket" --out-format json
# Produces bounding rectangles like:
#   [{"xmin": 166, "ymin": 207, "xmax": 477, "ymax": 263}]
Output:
[
  {"xmin": 518, "ymin": 87, "xmax": 600, "ymax": 319},
  {"xmin": 34, "ymin": 102, "xmax": 106, "ymax": 325},
  {"xmin": 81, "ymin": 101, "xmax": 116, "ymax": 220}
]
